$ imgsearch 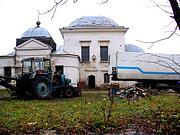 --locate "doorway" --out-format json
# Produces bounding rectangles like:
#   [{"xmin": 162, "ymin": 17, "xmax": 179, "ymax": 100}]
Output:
[
  {"xmin": 4, "ymin": 67, "xmax": 11, "ymax": 82},
  {"xmin": 88, "ymin": 75, "xmax": 95, "ymax": 88}
]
